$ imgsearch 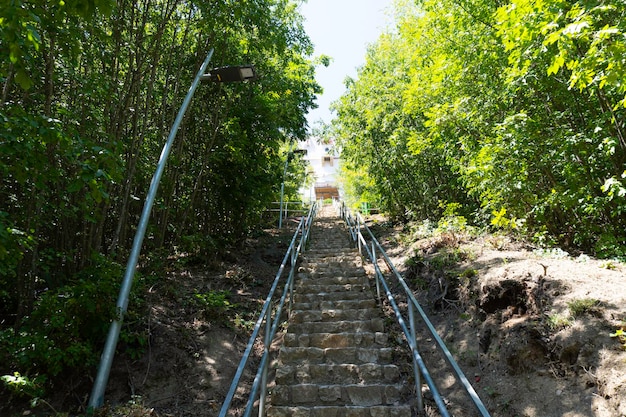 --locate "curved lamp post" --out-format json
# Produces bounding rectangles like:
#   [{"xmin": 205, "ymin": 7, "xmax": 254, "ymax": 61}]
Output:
[{"xmin": 88, "ymin": 49, "xmax": 256, "ymax": 410}]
